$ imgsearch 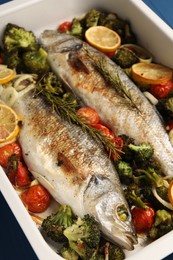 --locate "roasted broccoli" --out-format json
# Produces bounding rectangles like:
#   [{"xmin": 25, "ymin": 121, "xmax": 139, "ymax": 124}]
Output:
[
  {"xmin": 63, "ymin": 214, "xmax": 101, "ymax": 259},
  {"xmin": 22, "ymin": 47, "xmax": 50, "ymax": 75},
  {"xmin": 85, "ymin": 9, "xmax": 101, "ymax": 28},
  {"xmin": 59, "ymin": 244, "xmax": 79, "ymax": 260},
  {"xmin": 112, "ymin": 47, "xmax": 138, "ymax": 68},
  {"xmin": 128, "ymin": 143, "xmax": 154, "ymax": 162},
  {"xmin": 148, "ymin": 209, "xmax": 173, "ymax": 240},
  {"xmin": 156, "ymin": 97, "xmax": 173, "ymax": 121},
  {"xmin": 41, "ymin": 204, "xmax": 75, "ymax": 242},
  {"xmin": 3, "ymin": 23, "xmax": 37, "ymax": 52},
  {"xmin": 4, "ymin": 50, "xmax": 22, "ymax": 72},
  {"xmin": 115, "ymin": 160, "xmax": 133, "ymax": 184},
  {"xmin": 70, "ymin": 18, "xmax": 83, "ymax": 38},
  {"xmin": 99, "ymin": 241, "xmax": 125, "ymax": 260},
  {"xmin": 124, "ymin": 183, "xmax": 147, "ymax": 209}
]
